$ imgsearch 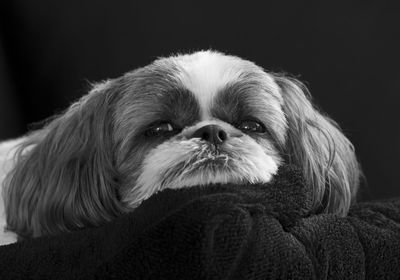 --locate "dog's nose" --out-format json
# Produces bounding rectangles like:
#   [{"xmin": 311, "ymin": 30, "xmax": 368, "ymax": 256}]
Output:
[{"xmin": 191, "ymin": 125, "xmax": 228, "ymax": 146}]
